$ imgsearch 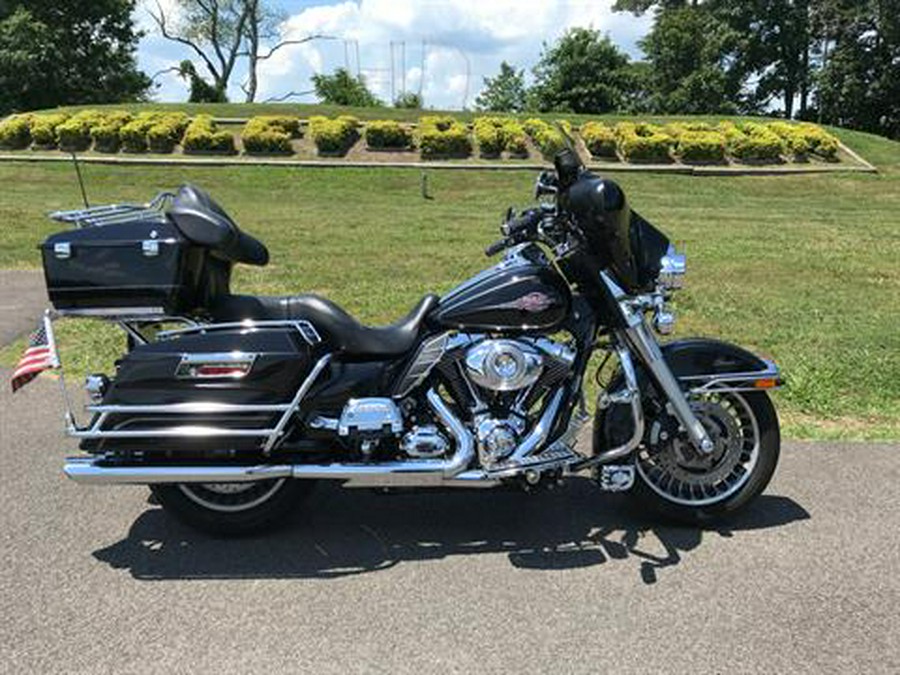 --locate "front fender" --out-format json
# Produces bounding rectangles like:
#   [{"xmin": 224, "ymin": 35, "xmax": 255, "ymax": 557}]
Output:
[
  {"xmin": 593, "ymin": 338, "xmax": 781, "ymax": 457},
  {"xmin": 661, "ymin": 338, "xmax": 783, "ymax": 391}
]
